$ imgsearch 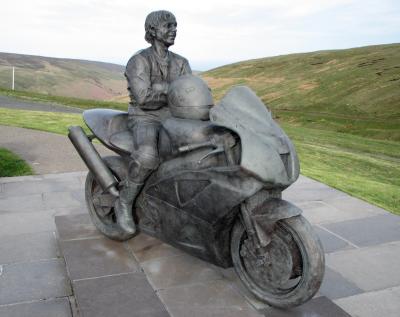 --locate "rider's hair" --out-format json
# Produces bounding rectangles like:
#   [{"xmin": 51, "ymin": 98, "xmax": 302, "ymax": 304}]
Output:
[{"xmin": 144, "ymin": 10, "xmax": 176, "ymax": 44}]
